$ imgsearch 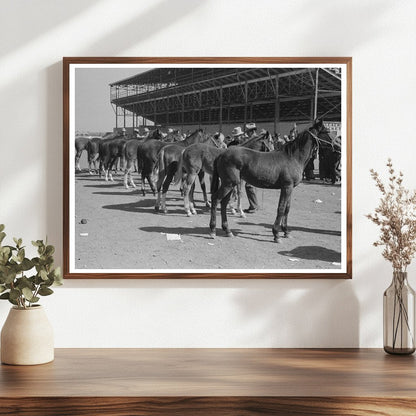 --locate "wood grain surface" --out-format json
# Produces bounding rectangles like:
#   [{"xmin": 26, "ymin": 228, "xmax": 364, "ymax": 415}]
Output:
[{"xmin": 1, "ymin": 349, "xmax": 415, "ymax": 415}]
